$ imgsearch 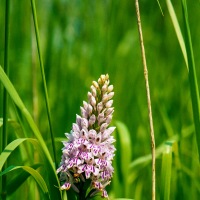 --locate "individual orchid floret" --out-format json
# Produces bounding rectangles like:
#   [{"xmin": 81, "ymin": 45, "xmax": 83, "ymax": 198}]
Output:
[{"xmin": 57, "ymin": 74, "xmax": 116, "ymax": 199}]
